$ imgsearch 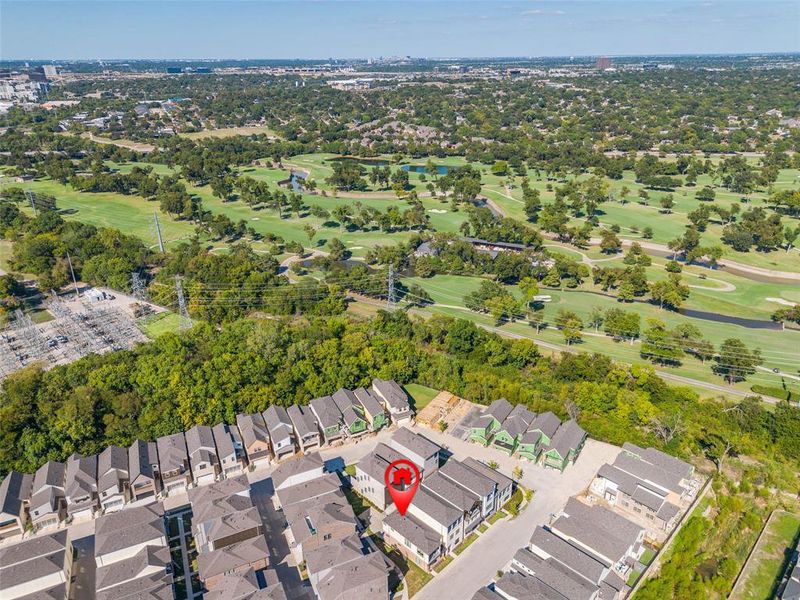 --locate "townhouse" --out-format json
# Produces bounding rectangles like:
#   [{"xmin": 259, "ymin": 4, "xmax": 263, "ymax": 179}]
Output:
[
  {"xmin": 155, "ymin": 432, "xmax": 191, "ymax": 496},
  {"xmin": 309, "ymin": 395, "xmax": 344, "ymax": 445},
  {"xmin": 421, "ymin": 471, "xmax": 483, "ymax": 535},
  {"xmin": 388, "ymin": 427, "xmax": 441, "ymax": 478},
  {"xmin": 353, "ymin": 387, "xmax": 388, "ymax": 431},
  {"xmin": 283, "ymin": 493, "xmax": 358, "ymax": 563},
  {"xmin": 314, "ymin": 545, "xmax": 389, "ymax": 600},
  {"xmin": 0, "ymin": 530, "xmax": 73, "ymax": 600},
  {"xmin": 190, "ymin": 476, "xmax": 270, "ymax": 590},
  {"xmin": 542, "ymin": 420, "xmax": 587, "ymax": 471},
  {"xmin": 382, "ymin": 511, "xmax": 443, "ymax": 572},
  {"xmin": 287, "ymin": 404, "xmax": 321, "ymax": 453},
  {"xmin": 213, "ymin": 422, "xmax": 247, "ymax": 479},
  {"xmin": 186, "ymin": 424, "xmax": 222, "ymax": 486},
  {"xmin": 128, "ymin": 439, "xmax": 161, "ymax": 501},
  {"xmin": 354, "ymin": 442, "xmax": 407, "ymax": 510},
  {"xmin": 236, "ymin": 412, "xmax": 272, "ymax": 468},
  {"xmin": 462, "ymin": 457, "xmax": 513, "ymax": 513},
  {"xmin": 204, "ymin": 567, "xmax": 288, "ymax": 600},
  {"xmin": 438, "ymin": 458, "xmax": 498, "ymax": 519},
  {"xmin": 274, "ymin": 473, "xmax": 342, "ymax": 511},
  {"xmin": 511, "ymin": 524, "xmax": 627, "ymax": 600},
  {"xmin": 406, "ymin": 486, "xmax": 465, "ymax": 553},
  {"xmin": 64, "ymin": 453, "xmax": 99, "ymax": 521},
  {"xmin": 263, "ymin": 405, "xmax": 297, "ymax": 460},
  {"xmin": 371, "ymin": 378, "xmax": 413, "ymax": 426},
  {"xmin": 517, "ymin": 411, "xmax": 561, "ymax": 461},
  {"xmin": 470, "ymin": 398, "xmax": 513, "ymax": 446},
  {"xmin": 94, "ymin": 503, "xmax": 168, "ymax": 568},
  {"xmin": 93, "ymin": 503, "xmax": 172, "ymax": 599},
  {"xmin": 549, "ymin": 498, "xmax": 645, "ymax": 581},
  {"xmin": 490, "ymin": 404, "xmax": 536, "ymax": 456},
  {"xmin": 28, "ymin": 460, "xmax": 66, "ymax": 531},
  {"xmin": 96, "ymin": 445, "xmax": 129, "ymax": 514},
  {"xmin": 0, "ymin": 471, "xmax": 32, "ymax": 540},
  {"xmin": 590, "ymin": 443, "xmax": 697, "ymax": 536},
  {"xmin": 332, "ymin": 389, "xmax": 369, "ymax": 438},
  {"xmin": 271, "ymin": 452, "xmax": 325, "ymax": 492}
]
